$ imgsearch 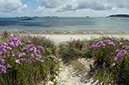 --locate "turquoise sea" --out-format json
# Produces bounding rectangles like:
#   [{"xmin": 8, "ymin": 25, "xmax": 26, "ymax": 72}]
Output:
[{"xmin": 0, "ymin": 17, "xmax": 129, "ymax": 31}]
